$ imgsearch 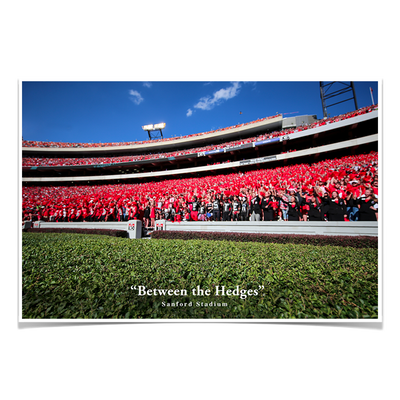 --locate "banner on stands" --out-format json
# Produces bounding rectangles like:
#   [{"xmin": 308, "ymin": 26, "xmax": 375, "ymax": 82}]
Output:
[
  {"xmin": 239, "ymin": 155, "xmax": 277, "ymax": 166},
  {"xmin": 253, "ymin": 138, "xmax": 280, "ymax": 147}
]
